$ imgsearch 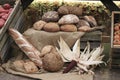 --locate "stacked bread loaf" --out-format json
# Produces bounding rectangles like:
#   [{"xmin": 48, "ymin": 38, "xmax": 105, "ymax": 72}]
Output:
[{"xmin": 33, "ymin": 6, "xmax": 98, "ymax": 32}]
